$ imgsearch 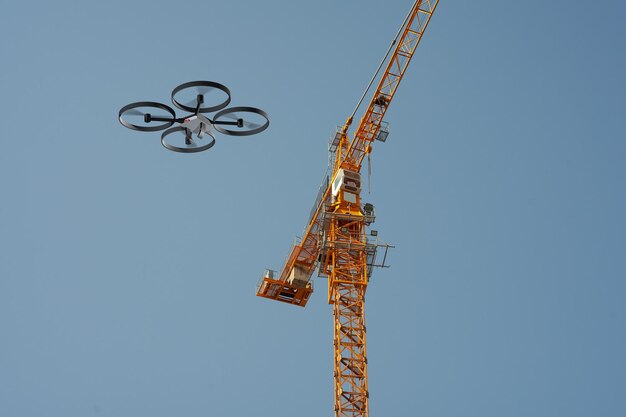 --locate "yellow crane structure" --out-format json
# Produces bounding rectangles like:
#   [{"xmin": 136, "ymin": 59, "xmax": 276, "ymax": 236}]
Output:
[{"xmin": 256, "ymin": 2, "xmax": 440, "ymax": 416}]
